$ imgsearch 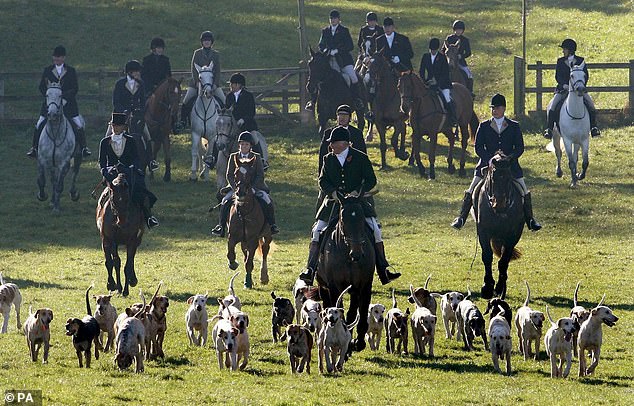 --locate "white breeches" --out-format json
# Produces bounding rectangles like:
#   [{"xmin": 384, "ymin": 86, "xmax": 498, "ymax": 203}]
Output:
[
  {"xmin": 222, "ymin": 189, "xmax": 270, "ymax": 204},
  {"xmin": 311, "ymin": 217, "xmax": 382, "ymax": 242},
  {"xmin": 329, "ymin": 58, "xmax": 357, "ymax": 86},
  {"xmin": 459, "ymin": 65, "xmax": 473, "ymax": 79},
  {"xmin": 467, "ymin": 175, "xmax": 528, "ymax": 196},
  {"xmin": 440, "ymin": 88, "xmax": 452, "ymax": 103},
  {"xmin": 184, "ymin": 86, "xmax": 225, "ymax": 106}
]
